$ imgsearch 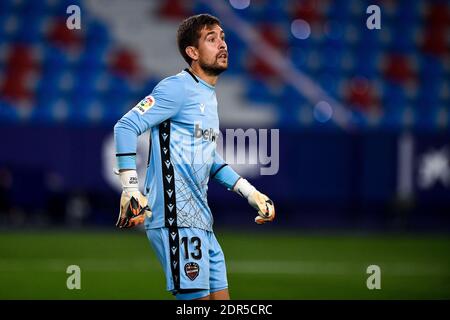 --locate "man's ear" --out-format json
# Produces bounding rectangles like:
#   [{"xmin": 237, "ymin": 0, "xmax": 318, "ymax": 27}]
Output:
[{"xmin": 185, "ymin": 46, "xmax": 199, "ymax": 62}]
